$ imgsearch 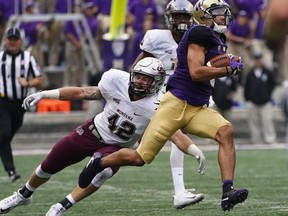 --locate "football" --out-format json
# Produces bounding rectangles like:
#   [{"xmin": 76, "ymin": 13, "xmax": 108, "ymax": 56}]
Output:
[{"xmin": 207, "ymin": 53, "xmax": 231, "ymax": 68}]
